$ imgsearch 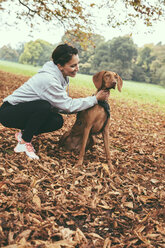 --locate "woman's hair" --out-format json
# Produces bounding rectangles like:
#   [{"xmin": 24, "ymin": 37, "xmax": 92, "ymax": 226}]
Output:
[{"xmin": 52, "ymin": 44, "xmax": 78, "ymax": 66}]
